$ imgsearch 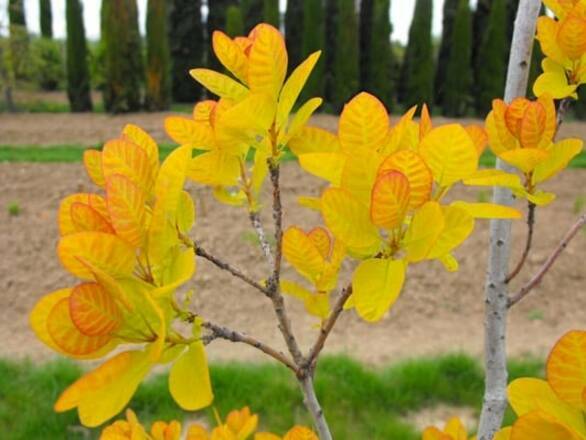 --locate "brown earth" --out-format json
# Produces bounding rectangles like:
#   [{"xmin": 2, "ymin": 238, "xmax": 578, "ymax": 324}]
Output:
[{"xmin": 0, "ymin": 158, "xmax": 584, "ymax": 364}]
